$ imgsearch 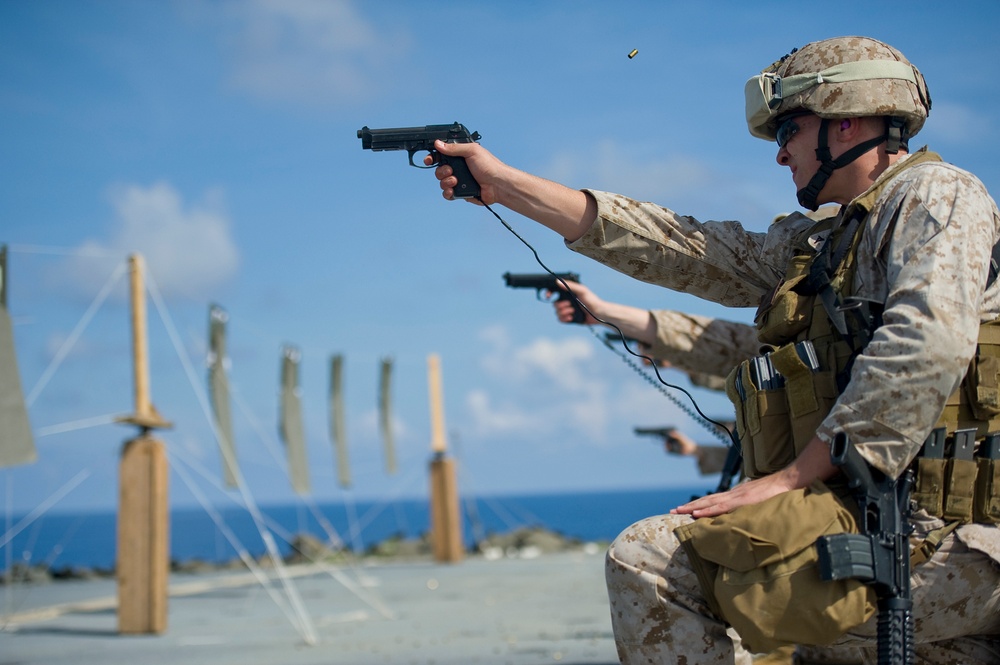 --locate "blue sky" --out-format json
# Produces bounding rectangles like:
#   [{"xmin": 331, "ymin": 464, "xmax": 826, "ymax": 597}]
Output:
[{"xmin": 2, "ymin": 1, "xmax": 999, "ymax": 516}]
